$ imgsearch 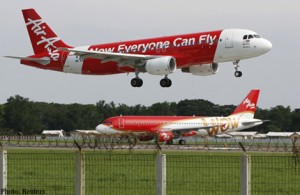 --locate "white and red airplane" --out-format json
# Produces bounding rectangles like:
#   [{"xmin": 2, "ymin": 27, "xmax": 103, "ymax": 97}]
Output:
[
  {"xmin": 96, "ymin": 89, "xmax": 264, "ymax": 145},
  {"xmin": 6, "ymin": 9, "xmax": 272, "ymax": 88}
]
